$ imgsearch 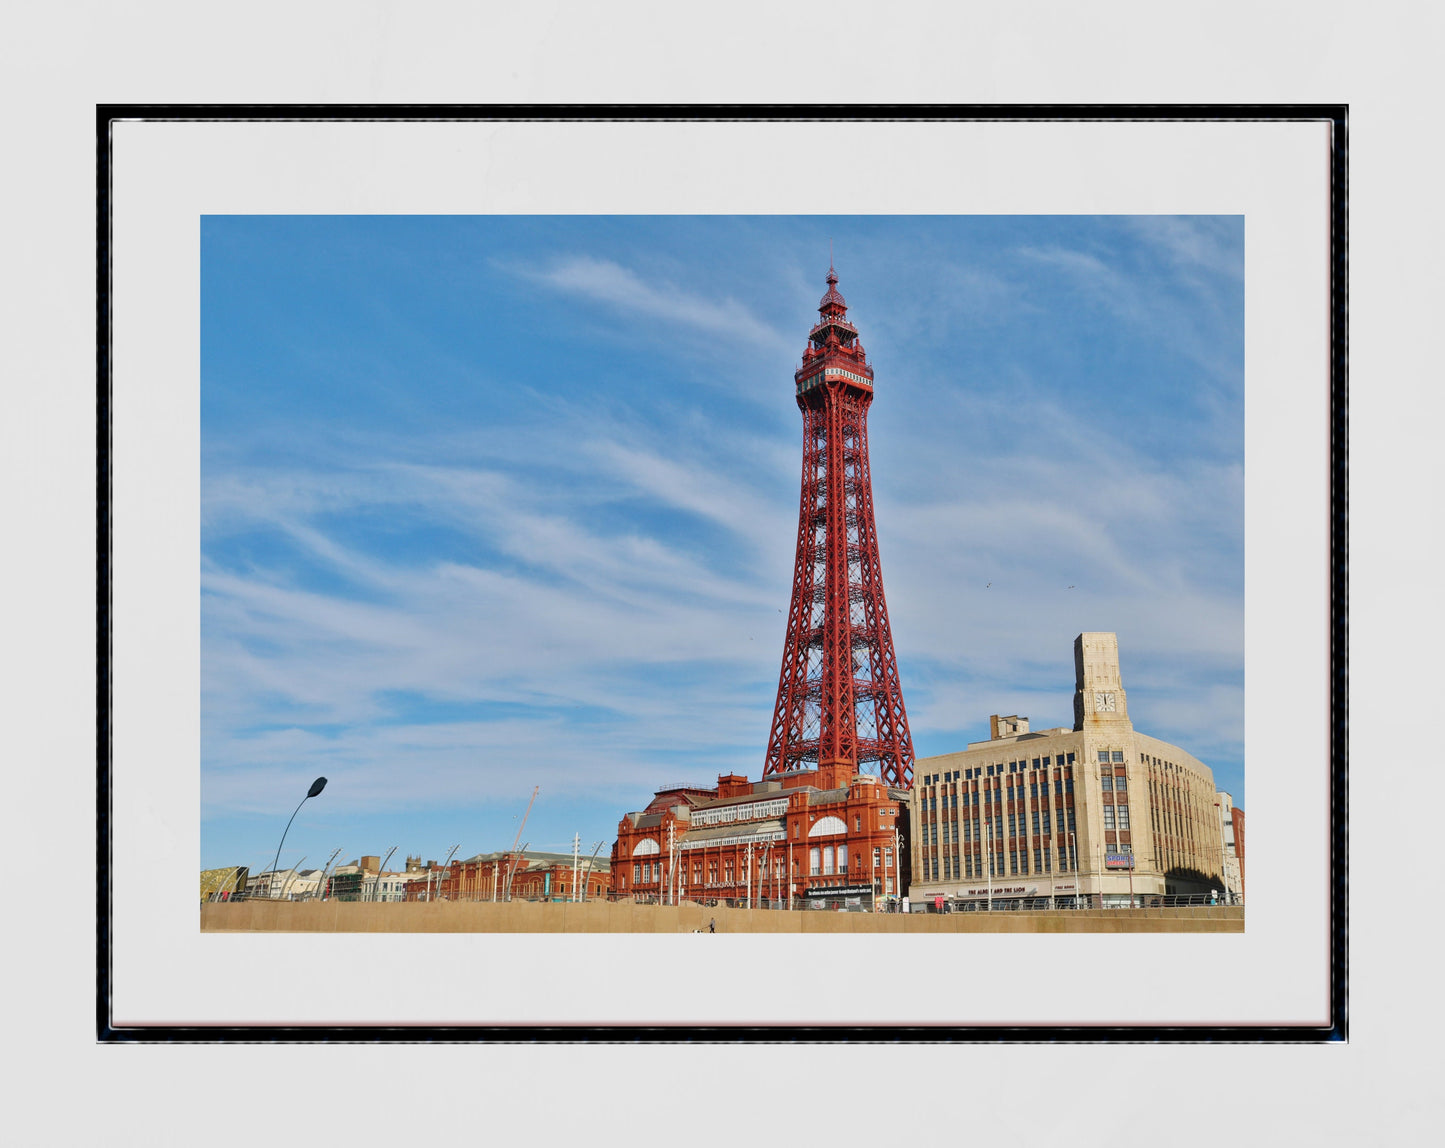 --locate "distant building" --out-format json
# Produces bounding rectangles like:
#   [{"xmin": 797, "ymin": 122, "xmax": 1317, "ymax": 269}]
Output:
[
  {"xmin": 403, "ymin": 850, "xmax": 611, "ymax": 902},
  {"xmin": 199, "ymin": 866, "xmax": 248, "ymax": 903},
  {"xmin": 1218, "ymin": 791, "xmax": 1246, "ymax": 902},
  {"xmin": 908, "ymin": 633, "xmax": 1237, "ymax": 908},
  {"xmin": 328, "ymin": 855, "xmax": 410, "ymax": 902},
  {"xmin": 248, "ymin": 865, "xmax": 323, "ymax": 900}
]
